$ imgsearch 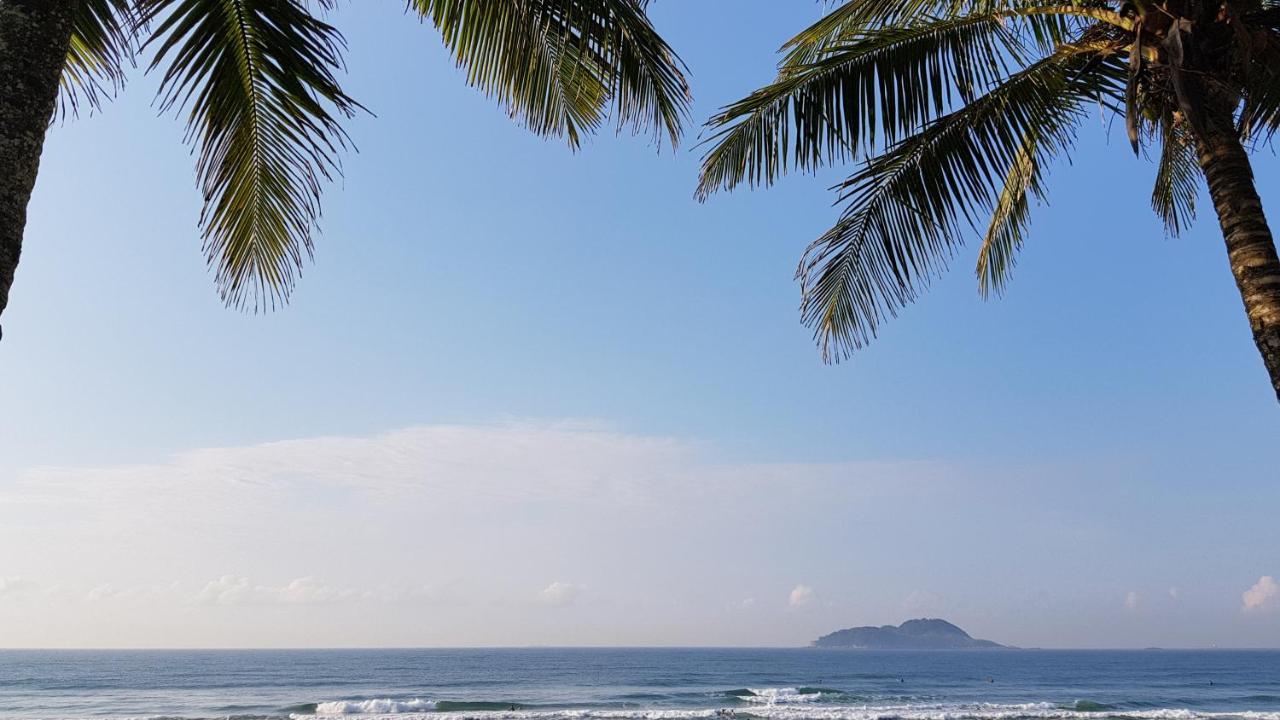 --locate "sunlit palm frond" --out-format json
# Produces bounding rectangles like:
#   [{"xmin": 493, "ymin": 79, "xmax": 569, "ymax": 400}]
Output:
[
  {"xmin": 1150, "ymin": 114, "xmax": 1199, "ymax": 237},
  {"xmin": 697, "ymin": 11, "xmax": 1031, "ymax": 200},
  {"xmin": 782, "ymin": 0, "xmax": 991, "ymax": 66},
  {"xmin": 974, "ymin": 41, "xmax": 1123, "ymax": 296},
  {"xmin": 59, "ymin": 0, "xmax": 135, "ymax": 117},
  {"xmin": 780, "ymin": 1, "xmax": 1123, "ymax": 67},
  {"xmin": 796, "ymin": 49, "xmax": 1121, "ymax": 359},
  {"xmin": 697, "ymin": 5, "xmax": 1137, "ymax": 201},
  {"xmin": 141, "ymin": 0, "xmax": 361, "ymax": 311},
  {"xmin": 410, "ymin": 0, "xmax": 690, "ymax": 149},
  {"xmin": 975, "ymin": 133, "xmax": 1041, "ymax": 299}
]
